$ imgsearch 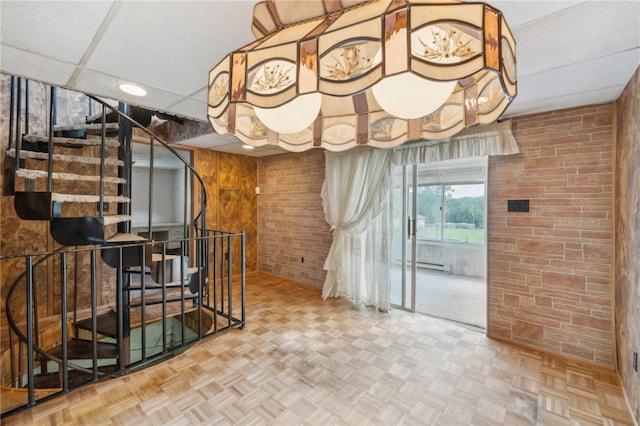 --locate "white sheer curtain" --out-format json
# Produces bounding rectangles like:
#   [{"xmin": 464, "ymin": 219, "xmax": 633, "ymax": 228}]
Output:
[
  {"xmin": 321, "ymin": 120, "xmax": 519, "ymax": 311},
  {"xmin": 321, "ymin": 147, "xmax": 392, "ymax": 311},
  {"xmin": 392, "ymin": 120, "xmax": 519, "ymax": 165}
]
